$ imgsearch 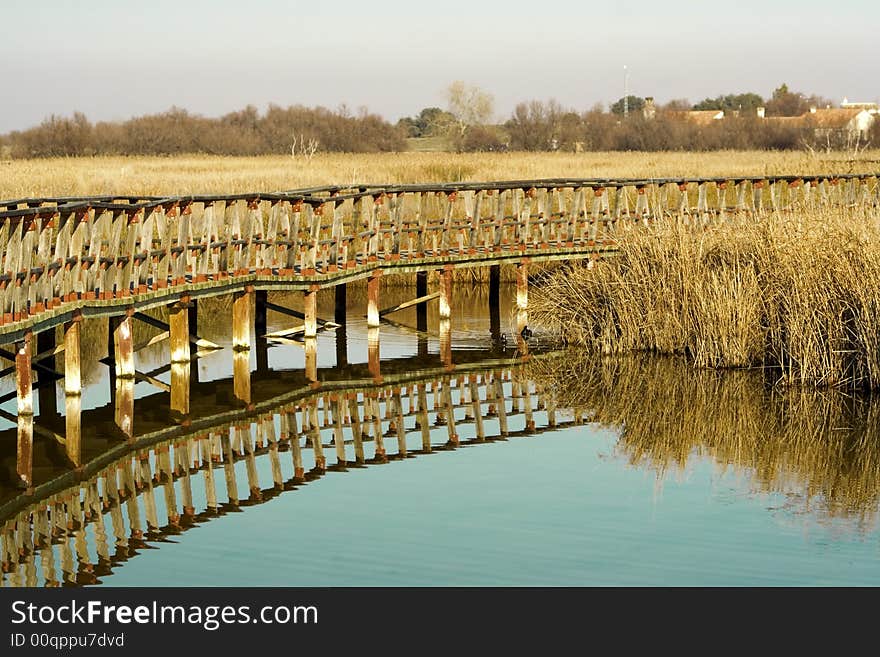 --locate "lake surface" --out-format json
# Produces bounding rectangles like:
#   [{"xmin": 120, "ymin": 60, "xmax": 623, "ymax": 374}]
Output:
[{"xmin": 2, "ymin": 282, "xmax": 880, "ymax": 586}]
